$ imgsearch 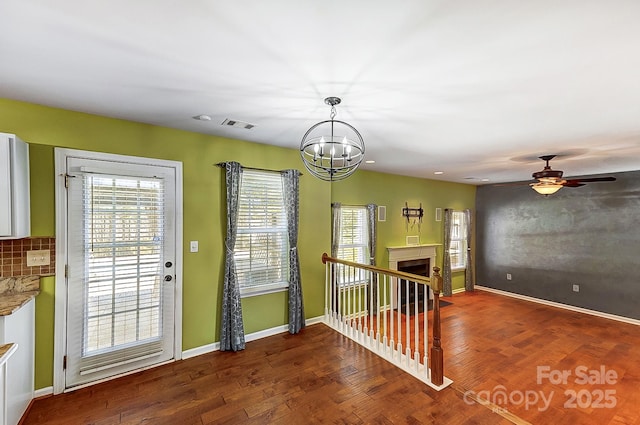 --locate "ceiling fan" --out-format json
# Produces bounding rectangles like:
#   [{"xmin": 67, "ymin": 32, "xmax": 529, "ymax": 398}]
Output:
[
  {"xmin": 528, "ymin": 155, "xmax": 616, "ymax": 195},
  {"xmin": 495, "ymin": 155, "xmax": 617, "ymax": 195}
]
